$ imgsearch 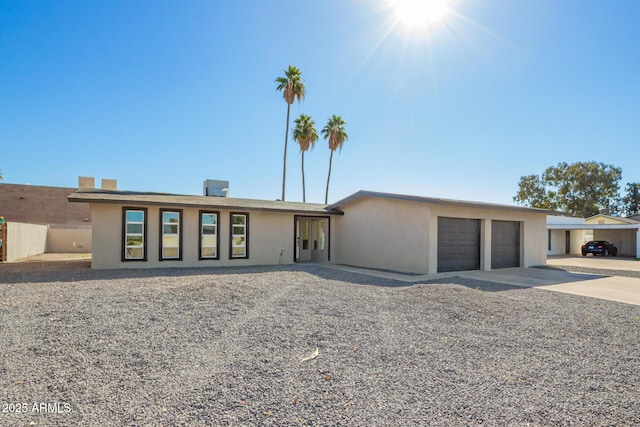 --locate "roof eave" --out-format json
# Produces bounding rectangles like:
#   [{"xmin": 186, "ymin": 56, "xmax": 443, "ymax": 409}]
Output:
[
  {"xmin": 67, "ymin": 194, "xmax": 343, "ymax": 216},
  {"xmin": 329, "ymin": 190, "xmax": 557, "ymax": 215}
]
